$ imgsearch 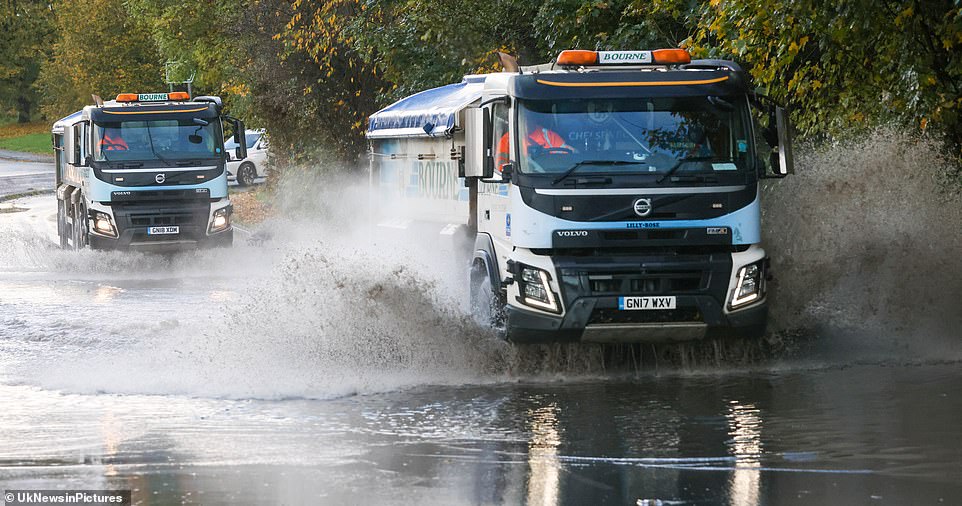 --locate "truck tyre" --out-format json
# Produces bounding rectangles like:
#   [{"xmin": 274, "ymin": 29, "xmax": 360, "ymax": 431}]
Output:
[
  {"xmin": 72, "ymin": 202, "xmax": 87, "ymax": 250},
  {"xmin": 237, "ymin": 162, "xmax": 256, "ymax": 187},
  {"xmin": 57, "ymin": 199, "xmax": 69, "ymax": 249},
  {"xmin": 471, "ymin": 263, "xmax": 506, "ymax": 338}
]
